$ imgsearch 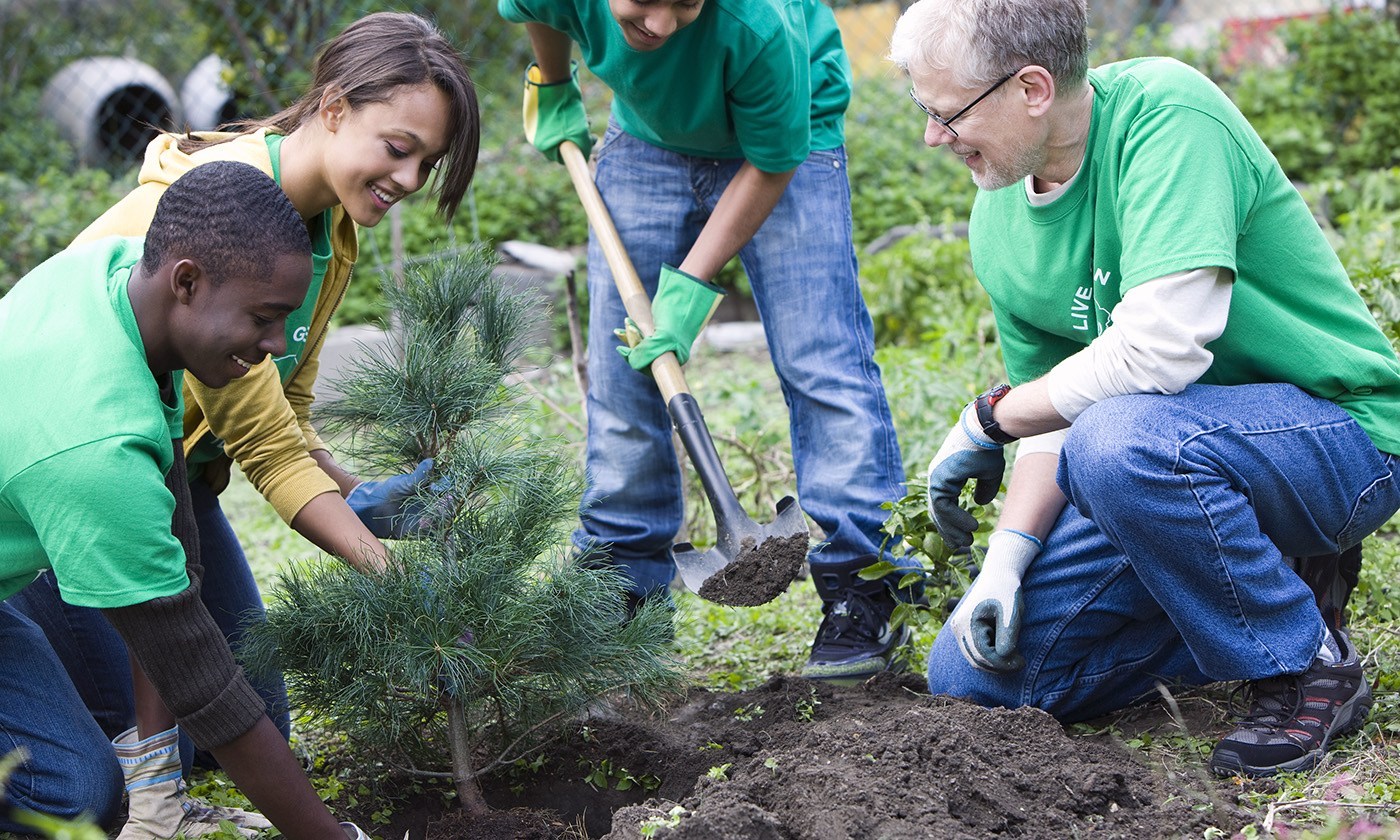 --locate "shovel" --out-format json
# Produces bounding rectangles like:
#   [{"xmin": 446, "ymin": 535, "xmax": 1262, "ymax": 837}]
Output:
[{"xmin": 559, "ymin": 140, "xmax": 809, "ymax": 607}]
